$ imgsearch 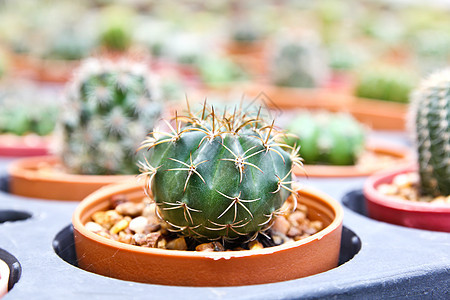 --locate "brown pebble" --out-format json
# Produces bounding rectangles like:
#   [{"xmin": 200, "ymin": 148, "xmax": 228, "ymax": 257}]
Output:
[
  {"xmin": 195, "ymin": 242, "xmax": 225, "ymax": 252},
  {"xmin": 287, "ymin": 226, "xmax": 302, "ymax": 237},
  {"xmin": 110, "ymin": 194, "xmax": 128, "ymax": 208},
  {"xmin": 288, "ymin": 211, "xmax": 306, "ymax": 226},
  {"xmin": 166, "ymin": 237, "xmax": 187, "ymax": 250},
  {"xmin": 271, "ymin": 216, "xmax": 290, "ymax": 235},
  {"xmin": 115, "ymin": 202, "xmax": 145, "ymax": 217}
]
